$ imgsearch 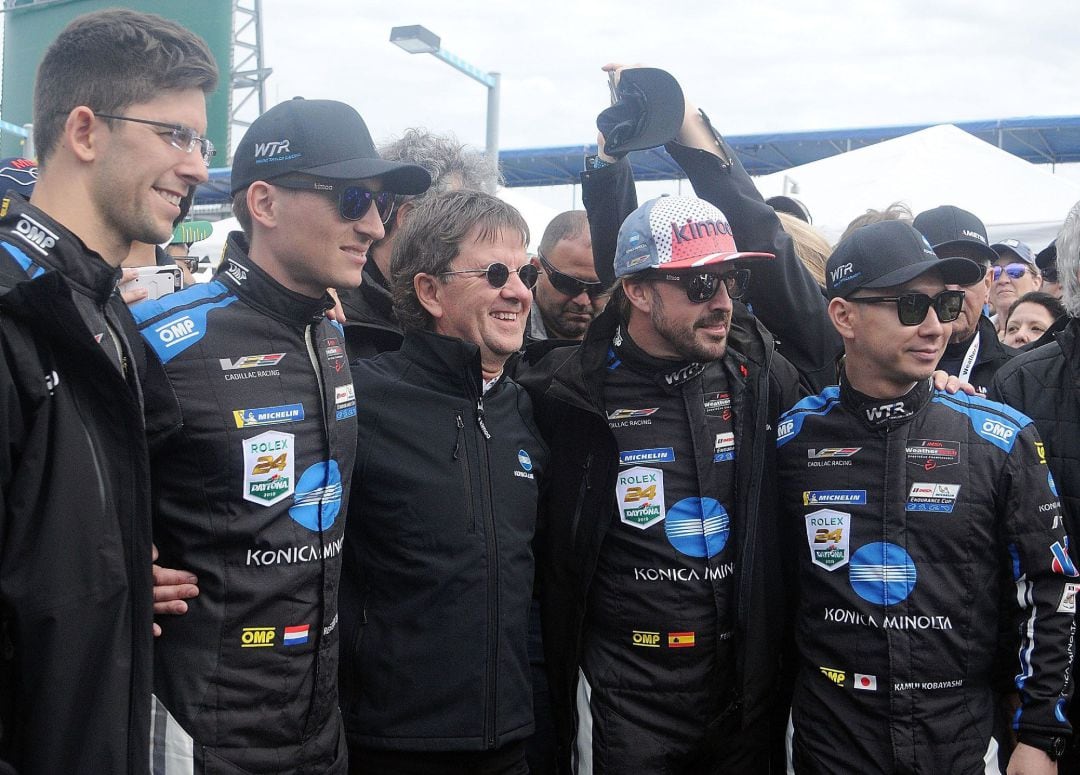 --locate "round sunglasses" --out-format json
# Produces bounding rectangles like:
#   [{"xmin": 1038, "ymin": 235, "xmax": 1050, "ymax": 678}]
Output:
[
  {"xmin": 643, "ymin": 269, "xmax": 751, "ymax": 303},
  {"xmin": 438, "ymin": 262, "xmax": 539, "ymax": 290},
  {"xmin": 847, "ymin": 289, "xmax": 965, "ymax": 326},
  {"xmin": 537, "ymin": 251, "xmax": 607, "ymax": 299},
  {"xmin": 272, "ymin": 175, "xmax": 396, "ymax": 224}
]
